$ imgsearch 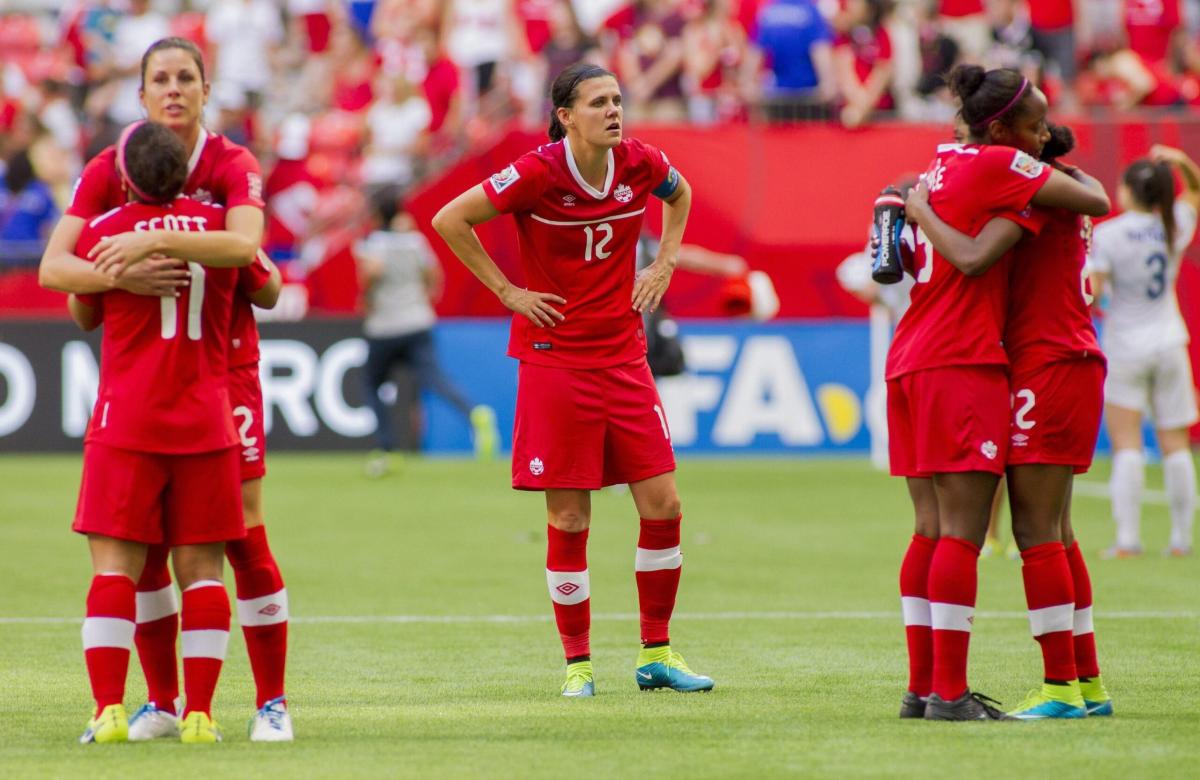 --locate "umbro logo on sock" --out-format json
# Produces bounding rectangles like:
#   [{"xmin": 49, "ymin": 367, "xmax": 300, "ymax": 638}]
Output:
[
  {"xmin": 555, "ymin": 583, "xmax": 580, "ymax": 596},
  {"xmin": 258, "ymin": 604, "xmax": 282, "ymax": 617}
]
